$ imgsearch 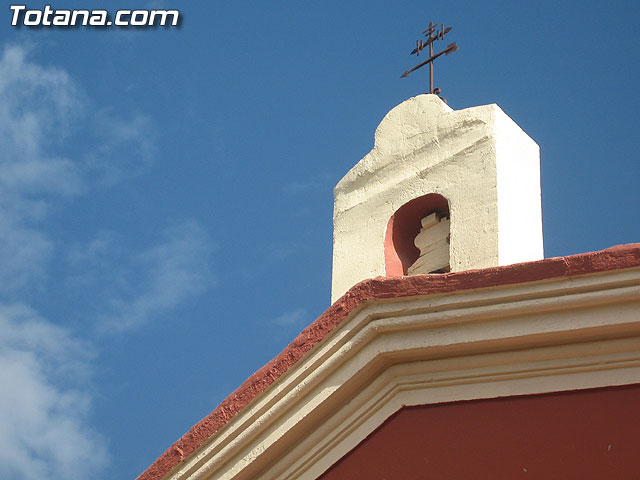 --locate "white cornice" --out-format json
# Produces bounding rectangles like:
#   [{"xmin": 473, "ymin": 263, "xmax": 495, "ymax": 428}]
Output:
[{"xmin": 165, "ymin": 266, "xmax": 640, "ymax": 480}]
